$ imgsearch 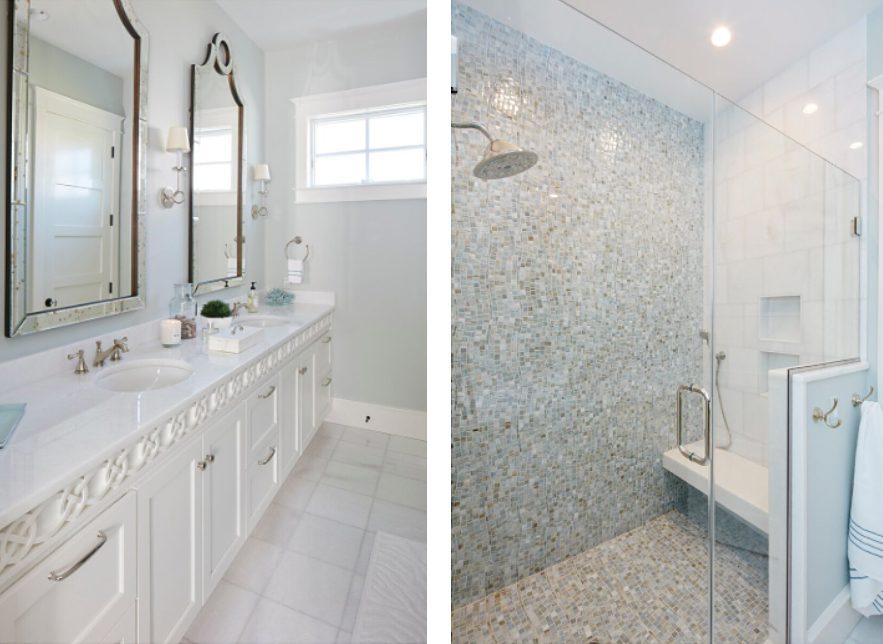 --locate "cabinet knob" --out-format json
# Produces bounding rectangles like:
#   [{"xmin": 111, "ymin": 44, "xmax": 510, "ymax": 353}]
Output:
[
  {"xmin": 298, "ymin": 366, "xmax": 307, "ymax": 375},
  {"xmin": 196, "ymin": 460, "xmax": 207, "ymax": 471},
  {"xmin": 205, "ymin": 453, "xmax": 215, "ymax": 463}
]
